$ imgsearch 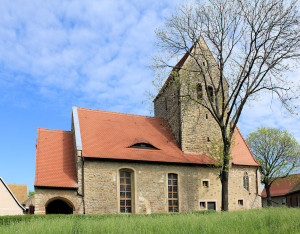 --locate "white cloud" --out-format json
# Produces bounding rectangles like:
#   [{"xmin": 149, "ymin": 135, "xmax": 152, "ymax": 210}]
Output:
[
  {"xmin": 0, "ymin": 0, "xmax": 179, "ymax": 111},
  {"xmin": 0, "ymin": 0, "xmax": 299, "ymax": 143}
]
